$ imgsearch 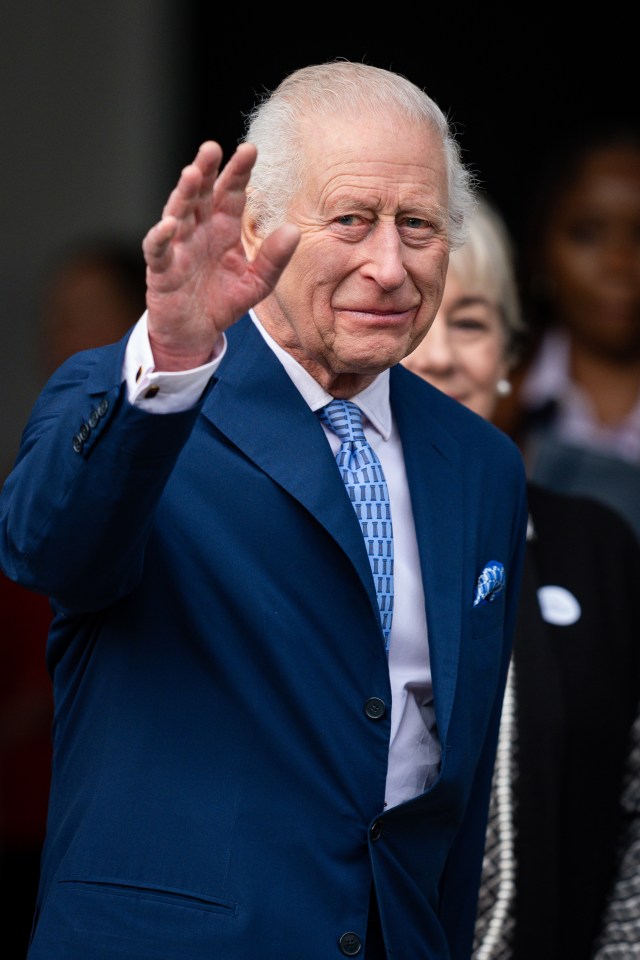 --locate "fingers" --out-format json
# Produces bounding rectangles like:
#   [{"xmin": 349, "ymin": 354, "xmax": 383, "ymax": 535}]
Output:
[
  {"xmin": 252, "ymin": 223, "xmax": 301, "ymax": 286},
  {"xmin": 213, "ymin": 142, "xmax": 257, "ymax": 188},
  {"xmin": 142, "ymin": 141, "xmax": 263, "ymax": 278},
  {"xmin": 161, "ymin": 141, "xmax": 256, "ymax": 220},
  {"xmin": 152, "ymin": 141, "xmax": 257, "ymax": 241},
  {"xmin": 160, "ymin": 142, "xmax": 223, "ymax": 222},
  {"xmin": 211, "ymin": 142, "xmax": 257, "ymax": 217},
  {"xmin": 142, "ymin": 142, "xmax": 228, "ymax": 271},
  {"xmin": 142, "ymin": 216, "xmax": 178, "ymax": 272}
]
